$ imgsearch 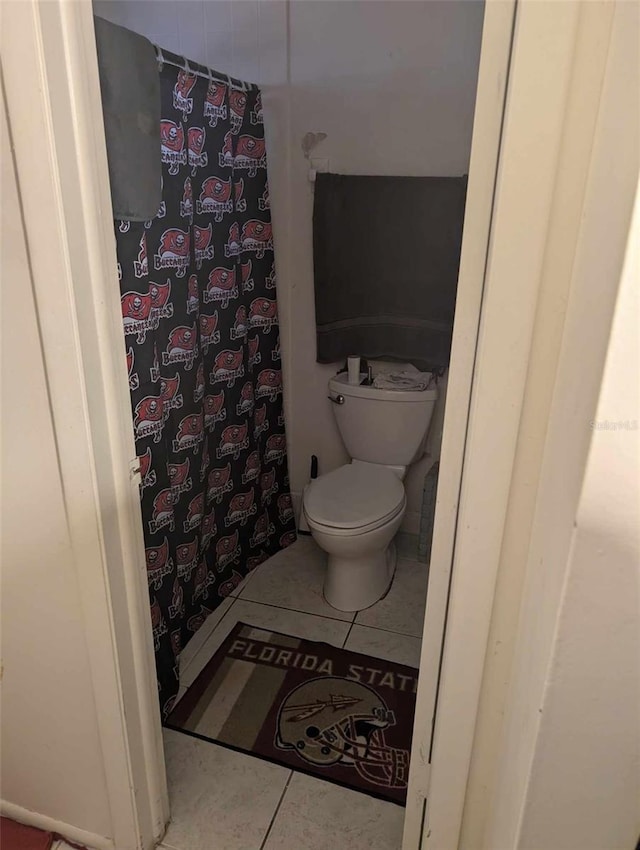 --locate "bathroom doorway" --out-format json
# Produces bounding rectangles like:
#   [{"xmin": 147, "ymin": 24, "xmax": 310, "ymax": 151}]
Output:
[
  {"xmin": 5, "ymin": 0, "xmax": 514, "ymax": 847},
  {"xmin": 5, "ymin": 0, "xmax": 637, "ymax": 846},
  {"xmin": 90, "ymin": 0, "xmax": 506, "ymax": 846}
]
